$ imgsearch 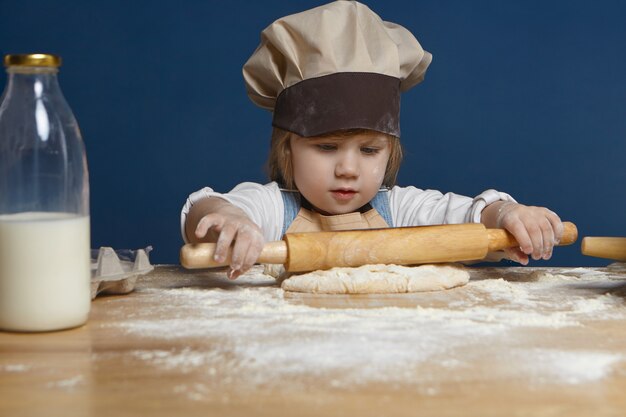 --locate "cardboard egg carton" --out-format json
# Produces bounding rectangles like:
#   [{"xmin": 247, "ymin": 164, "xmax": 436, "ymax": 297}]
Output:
[
  {"xmin": 90, "ymin": 246, "xmax": 153, "ymax": 299},
  {"xmin": 607, "ymin": 262, "xmax": 626, "ymax": 273}
]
